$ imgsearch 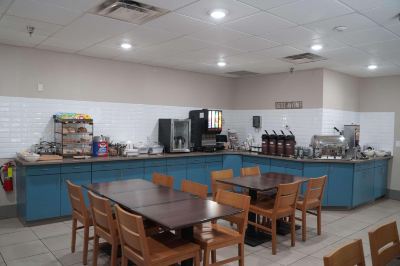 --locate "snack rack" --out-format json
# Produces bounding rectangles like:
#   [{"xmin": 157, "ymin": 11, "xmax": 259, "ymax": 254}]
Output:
[{"xmin": 53, "ymin": 115, "xmax": 94, "ymax": 157}]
